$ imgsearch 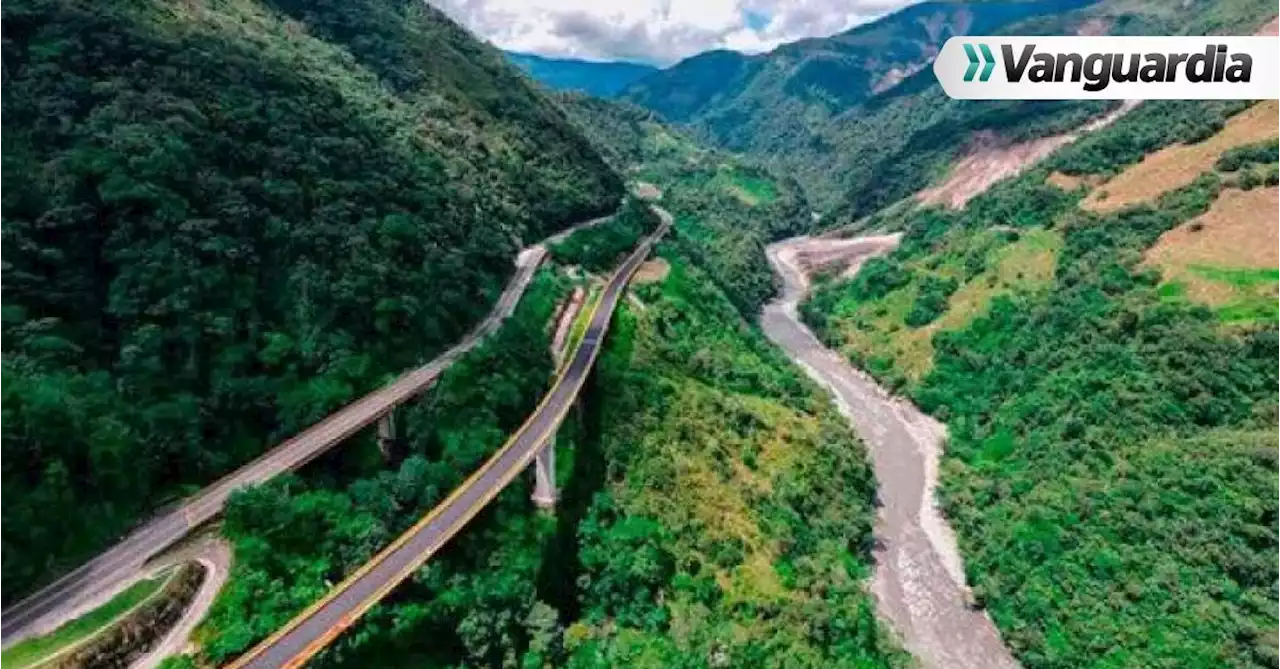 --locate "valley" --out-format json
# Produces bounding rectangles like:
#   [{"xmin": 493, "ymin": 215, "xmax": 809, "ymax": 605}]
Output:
[{"xmin": 3, "ymin": 0, "xmax": 1277, "ymax": 667}]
